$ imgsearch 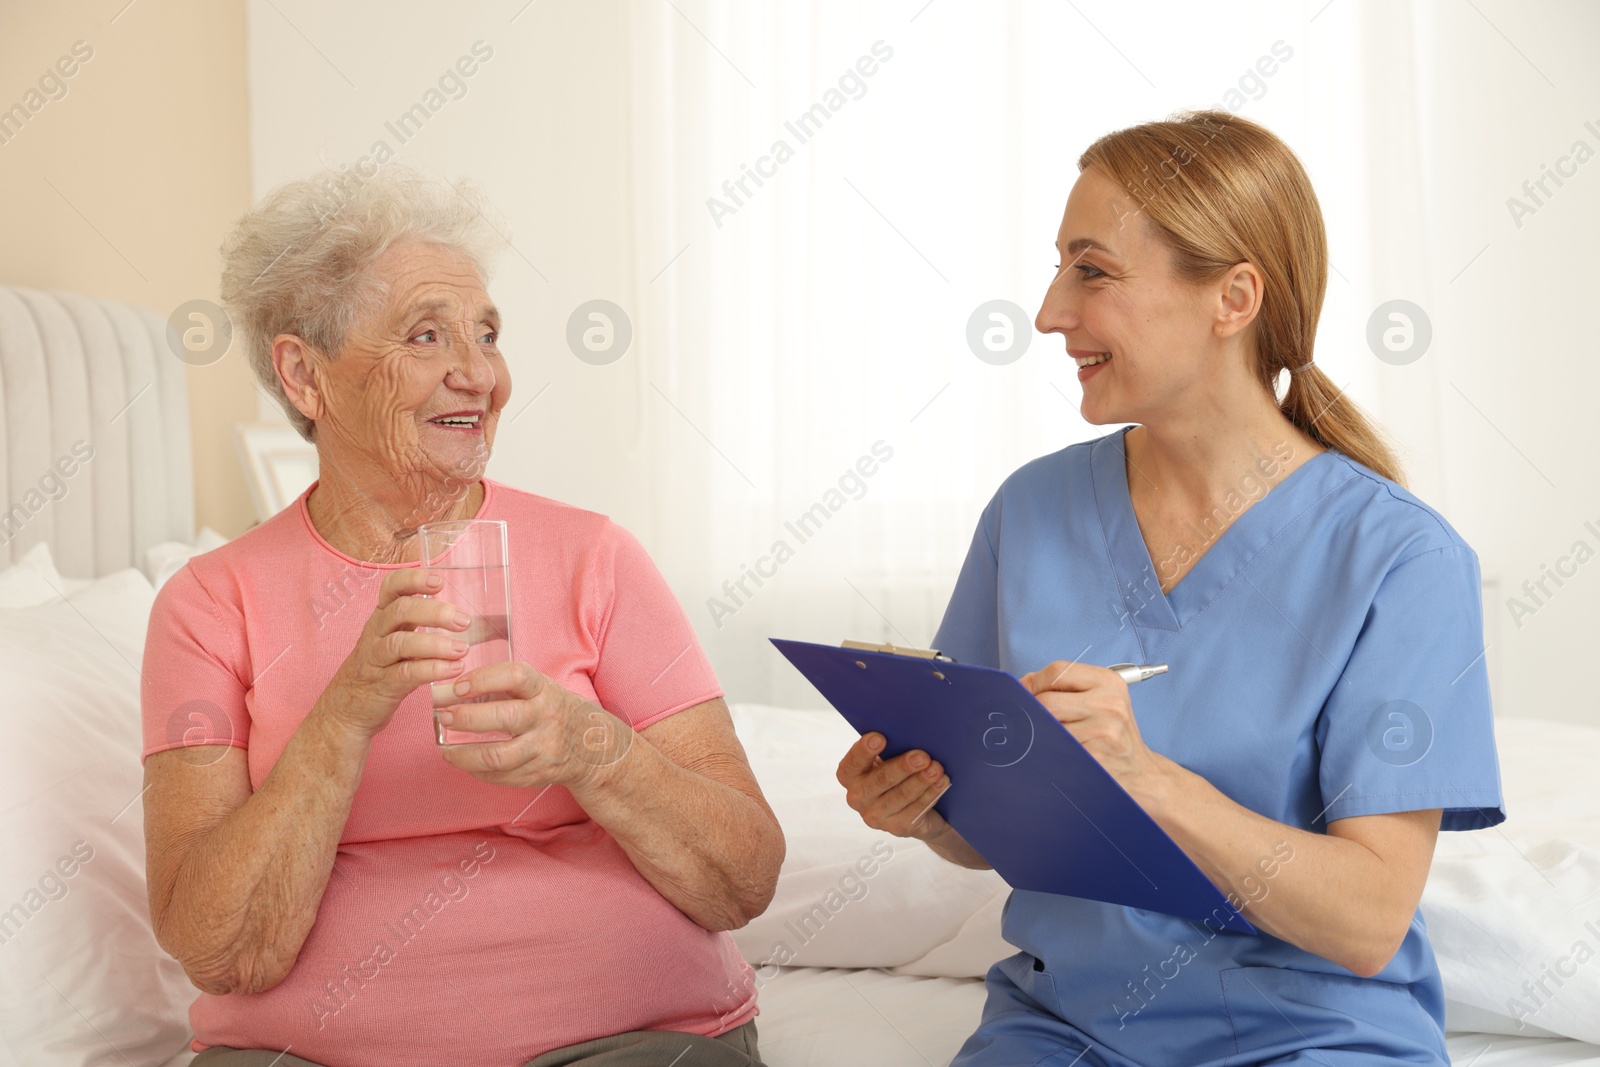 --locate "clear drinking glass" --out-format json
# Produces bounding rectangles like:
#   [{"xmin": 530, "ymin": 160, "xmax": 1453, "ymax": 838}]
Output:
[{"xmin": 418, "ymin": 518, "xmax": 516, "ymax": 747}]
